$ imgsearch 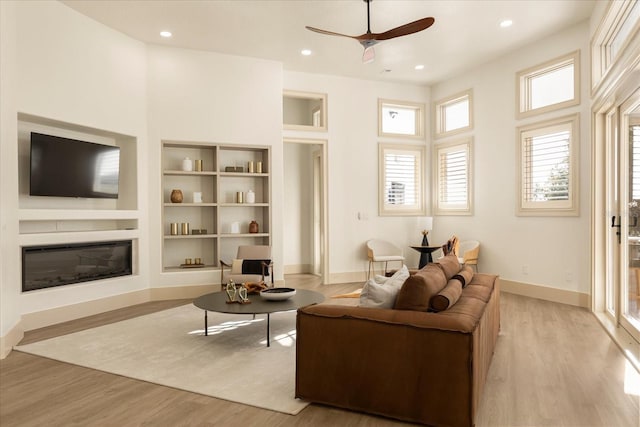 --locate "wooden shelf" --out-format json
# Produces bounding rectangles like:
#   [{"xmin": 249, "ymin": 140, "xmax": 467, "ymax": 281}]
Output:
[{"xmin": 163, "ymin": 170, "xmax": 217, "ymax": 176}]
